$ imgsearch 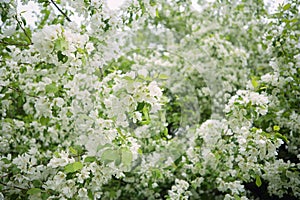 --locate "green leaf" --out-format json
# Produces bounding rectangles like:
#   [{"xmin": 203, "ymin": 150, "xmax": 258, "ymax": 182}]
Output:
[
  {"xmin": 273, "ymin": 125, "xmax": 280, "ymax": 131},
  {"xmin": 45, "ymin": 83, "xmax": 58, "ymax": 94},
  {"xmin": 251, "ymin": 76, "xmax": 259, "ymax": 89},
  {"xmin": 39, "ymin": 116, "xmax": 50, "ymax": 126},
  {"xmin": 115, "ymin": 153, "xmax": 122, "ymax": 166},
  {"xmin": 69, "ymin": 146, "xmax": 78, "ymax": 155},
  {"xmin": 150, "ymin": 0, "xmax": 156, "ymax": 6},
  {"xmin": 101, "ymin": 149, "xmax": 120, "ymax": 164},
  {"xmin": 77, "ymin": 47, "xmax": 86, "ymax": 54},
  {"xmin": 255, "ymin": 175, "xmax": 262, "ymax": 187},
  {"xmin": 275, "ymin": 133, "xmax": 288, "ymax": 143},
  {"xmin": 266, "ymin": 35, "xmax": 273, "ymax": 40},
  {"xmin": 64, "ymin": 162, "xmax": 83, "ymax": 174},
  {"xmin": 84, "ymin": 156, "xmax": 96, "ymax": 163},
  {"xmin": 120, "ymin": 147, "xmax": 133, "ymax": 166},
  {"xmin": 20, "ymin": 66, "xmax": 27, "ymax": 73},
  {"xmin": 54, "ymin": 37, "xmax": 68, "ymax": 51},
  {"xmin": 57, "ymin": 50, "xmax": 68, "ymax": 63},
  {"xmin": 152, "ymin": 169, "xmax": 162, "ymax": 179},
  {"xmin": 21, "ymin": 16, "xmax": 27, "ymax": 26},
  {"xmin": 234, "ymin": 194, "xmax": 241, "ymax": 200},
  {"xmin": 283, "ymin": 3, "xmax": 291, "ymax": 11},
  {"xmin": 123, "ymin": 76, "xmax": 133, "ymax": 81},
  {"xmin": 156, "ymin": 8, "xmax": 159, "ymax": 18},
  {"xmin": 137, "ymin": 148, "xmax": 143, "ymax": 155},
  {"xmin": 1, "ymin": 158, "xmax": 10, "ymax": 164},
  {"xmin": 88, "ymin": 189, "xmax": 94, "ymax": 199},
  {"xmin": 142, "ymin": 105, "xmax": 150, "ymax": 121},
  {"xmin": 97, "ymin": 143, "xmax": 113, "ymax": 152},
  {"xmin": 158, "ymin": 74, "xmax": 169, "ymax": 79},
  {"xmin": 41, "ymin": 192, "xmax": 50, "ymax": 200},
  {"xmin": 54, "ymin": 151, "xmax": 60, "ymax": 158},
  {"xmin": 27, "ymin": 188, "xmax": 42, "ymax": 195},
  {"xmin": 32, "ymin": 180, "xmax": 42, "ymax": 188}
]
